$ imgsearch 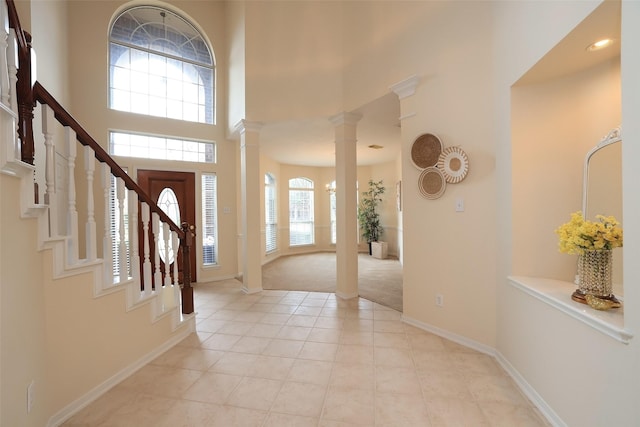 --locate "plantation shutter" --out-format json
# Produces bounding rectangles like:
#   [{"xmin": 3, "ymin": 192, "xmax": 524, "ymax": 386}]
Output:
[
  {"xmin": 265, "ymin": 174, "xmax": 277, "ymax": 253},
  {"xmin": 202, "ymin": 173, "xmax": 218, "ymax": 265}
]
